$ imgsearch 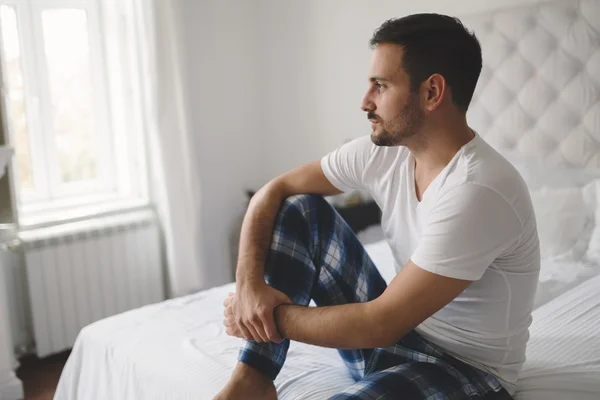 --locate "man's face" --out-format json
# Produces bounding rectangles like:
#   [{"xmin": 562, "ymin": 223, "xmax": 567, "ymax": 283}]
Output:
[{"xmin": 361, "ymin": 43, "xmax": 424, "ymax": 147}]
